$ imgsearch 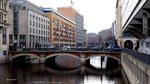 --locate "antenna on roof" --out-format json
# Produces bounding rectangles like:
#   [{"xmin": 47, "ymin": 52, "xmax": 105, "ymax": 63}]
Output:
[{"xmin": 70, "ymin": 0, "xmax": 74, "ymax": 6}]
